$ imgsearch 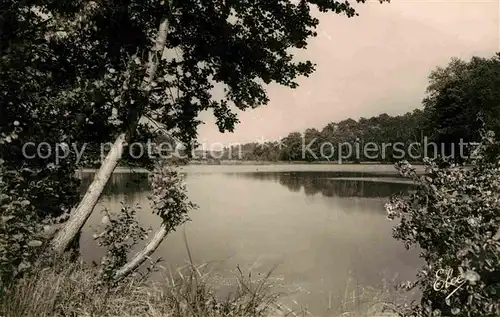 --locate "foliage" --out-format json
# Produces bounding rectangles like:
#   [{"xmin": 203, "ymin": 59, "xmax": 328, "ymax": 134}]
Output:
[
  {"xmin": 0, "ymin": 0, "xmax": 381, "ymax": 240},
  {"xmin": 386, "ymin": 131, "xmax": 500, "ymax": 316},
  {"xmin": 149, "ymin": 162, "xmax": 196, "ymax": 230},
  {"xmin": 94, "ymin": 205, "xmax": 149, "ymax": 286},
  {"xmin": 0, "ymin": 254, "xmax": 281, "ymax": 317},
  {"xmin": 423, "ymin": 53, "xmax": 500, "ymax": 159},
  {"xmin": 0, "ymin": 0, "xmax": 384, "ymax": 285},
  {"xmin": 219, "ymin": 53, "xmax": 500, "ymax": 164},
  {"xmin": 281, "ymin": 132, "xmax": 307, "ymax": 161},
  {"xmin": 1, "ymin": 1, "xmax": 397, "ymax": 312},
  {"xmin": 1, "ymin": 0, "xmax": 385, "ymax": 169},
  {"xmin": 222, "ymin": 109, "xmax": 425, "ymax": 162},
  {"xmin": 0, "ymin": 159, "xmax": 76, "ymax": 288},
  {"xmin": 93, "ymin": 161, "xmax": 195, "ymax": 286}
]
